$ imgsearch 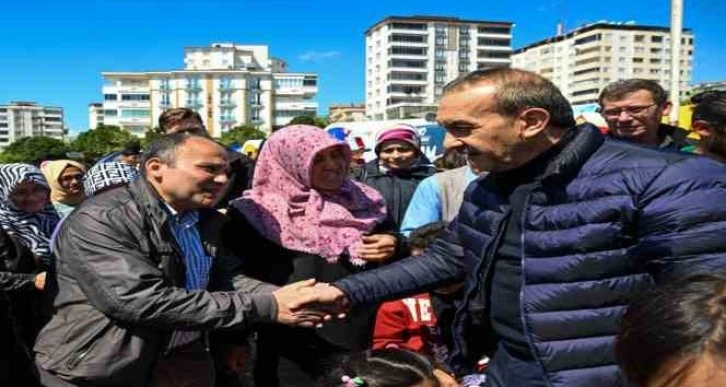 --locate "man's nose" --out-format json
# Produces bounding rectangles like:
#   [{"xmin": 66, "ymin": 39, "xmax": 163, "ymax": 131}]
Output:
[
  {"xmin": 443, "ymin": 132, "xmax": 464, "ymax": 150},
  {"xmin": 214, "ymin": 173, "xmax": 228, "ymax": 184}
]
